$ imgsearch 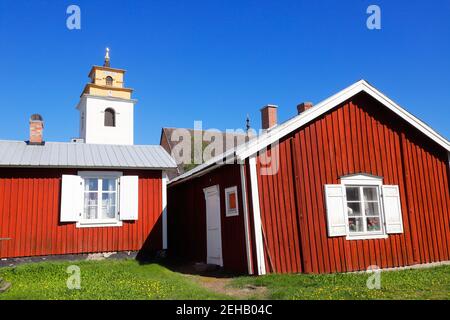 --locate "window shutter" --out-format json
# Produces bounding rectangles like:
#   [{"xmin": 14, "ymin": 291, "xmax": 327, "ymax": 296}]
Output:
[
  {"xmin": 60, "ymin": 175, "xmax": 83, "ymax": 222},
  {"xmin": 119, "ymin": 175, "xmax": 139, "ymax": 221},
  {"xmin": 324, "ymin": 185, "xmax": 347, "ymax": 237},
  {"xmin": 382, "ymin": 185, "xmax": 404, "ymax": 234}
]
